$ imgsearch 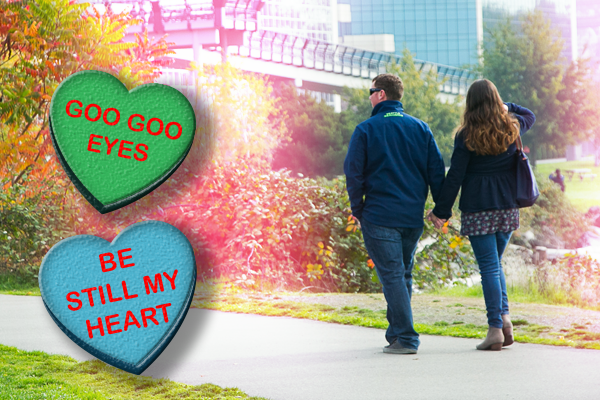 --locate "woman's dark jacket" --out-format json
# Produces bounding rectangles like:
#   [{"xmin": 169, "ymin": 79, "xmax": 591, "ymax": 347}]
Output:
[{"xmin": 432, "ymin": 103, "xmax": 536, "ymax": 220}]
